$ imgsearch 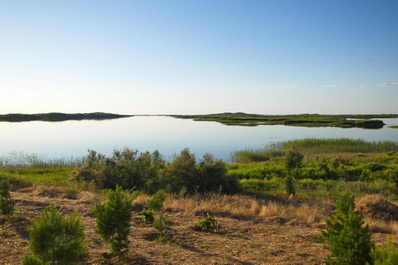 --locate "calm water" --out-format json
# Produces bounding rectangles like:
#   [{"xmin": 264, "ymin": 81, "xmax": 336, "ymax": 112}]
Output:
[{"xmin": 0, "ymin": 116, "xmax": 397, "ymax": 162}]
